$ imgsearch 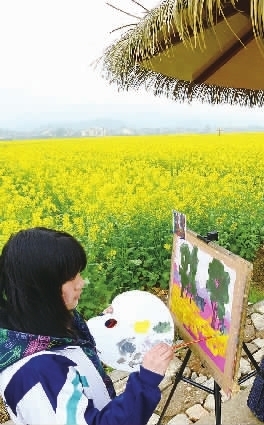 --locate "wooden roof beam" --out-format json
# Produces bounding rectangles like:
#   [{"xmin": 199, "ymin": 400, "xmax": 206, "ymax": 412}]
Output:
[{"xmin": 193, "ymin": 28, "xmax": 254, "ymax": 84}]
